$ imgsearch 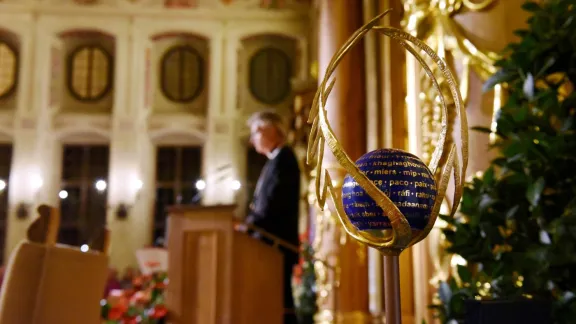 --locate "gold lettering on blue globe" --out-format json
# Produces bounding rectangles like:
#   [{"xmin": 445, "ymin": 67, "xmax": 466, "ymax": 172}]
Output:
[{"xmin": 341, "ymin": 148, "xmax": 437, "ymax": 231}]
